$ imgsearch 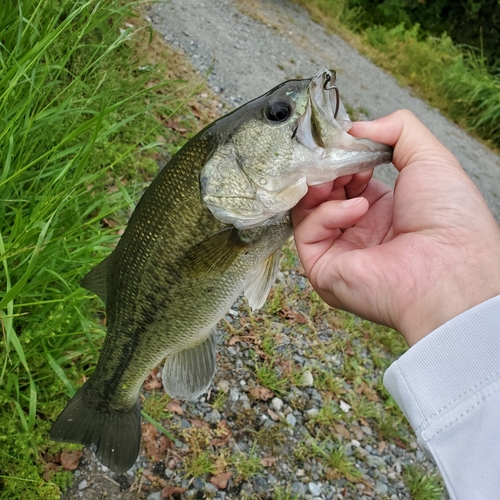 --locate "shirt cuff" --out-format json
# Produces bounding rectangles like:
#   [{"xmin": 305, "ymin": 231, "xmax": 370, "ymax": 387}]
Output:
[{"xmin": 383, "ymin": 295, "xmax": 500, "ymax": 435}]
